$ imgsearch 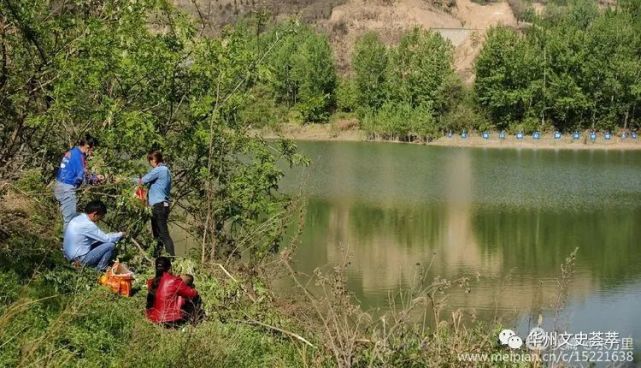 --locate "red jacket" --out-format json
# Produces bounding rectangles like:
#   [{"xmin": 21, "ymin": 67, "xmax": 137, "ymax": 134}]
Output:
[{"xmin": 146, "ymin": 272, "xmax": 198, "ymax": 323}]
